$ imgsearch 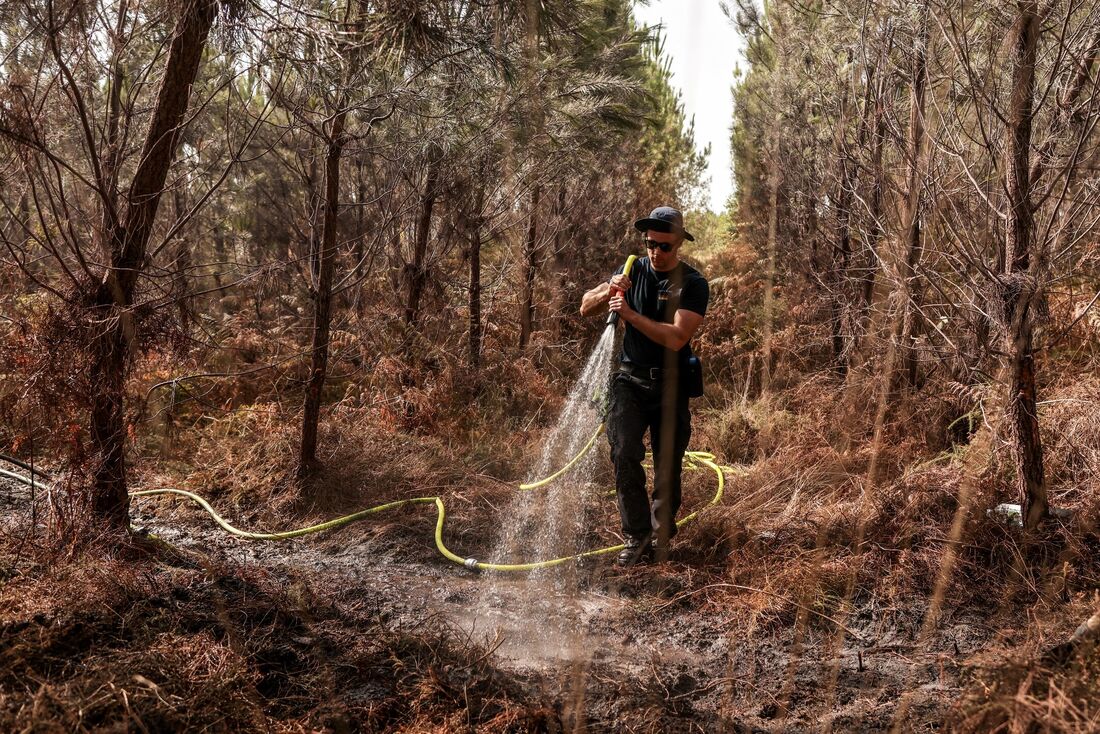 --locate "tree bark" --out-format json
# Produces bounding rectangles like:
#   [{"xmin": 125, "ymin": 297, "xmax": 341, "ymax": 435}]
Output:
[
  {"xmin": 518, "ymin": 184, "xmax": 540, "ymax": 348},
  {"xmin": 354, "ymin": 156, "xmax": 366, "ymax": 274},
  {"xmin": 87, "ymin": 0, "xmax": 216, "ymax": 531},
  {"xmin": 465, "ymin": 188, "xmax": 484, "ymax": 369},
  {"xmin": 1002, "ymin": 1, "xmax": 1048, "ymax": 531},
  {"xmin": 898, "ymin": 3, "xmax": 930, "ymax": 388},
  {"xmin": 404, "ymin": 162, "xmax": 440, "ymax": 327},
  {"xmin": 829, "ymin": 52, "xmax": 857, "ymax": 375},
  {"xmin": 855, "ymin": 30, "xmax": 891, "ymax": 358},
  {"xmin": 867, "ymin": 7, "xmax": 928, "ymax": 485},
  {"xmin": 761, "ymin": 134, "xmax": 779, "ymax": 394},
  {"xmin": 299, "ymin": 111, "xmax": 347, "ymax": 475}
]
